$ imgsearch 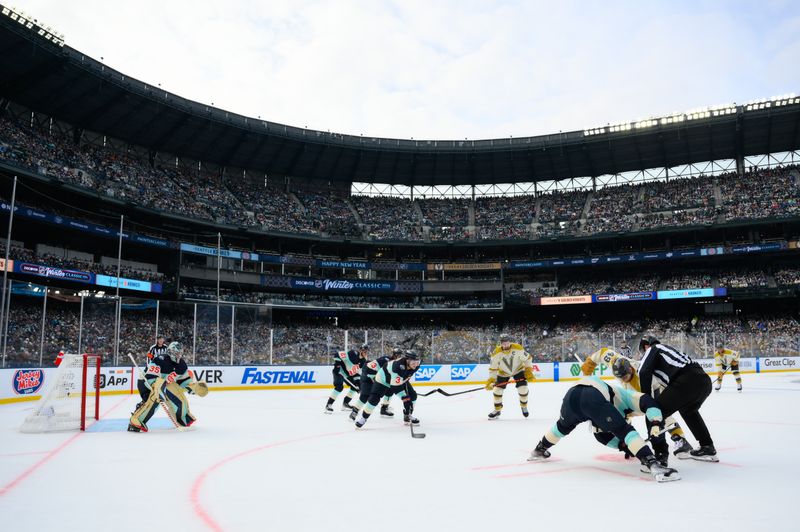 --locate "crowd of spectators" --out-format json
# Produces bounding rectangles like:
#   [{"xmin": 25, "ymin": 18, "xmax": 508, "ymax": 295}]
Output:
[
  {"xmin": 179, "ymin": 286, "xmax": 501, "ymax": 310},
  {"xmin": 3, "ymin": 293, "xmax": 798, "ymax": 366},
  {"xmin": 718, "ymin": 166, "xmax": 800, "ymax": 221},
  {"xmin": 775, "ymin": 268, "xmax": 800, "ymax": 286},
  {"xmin": 0, "ymin": 243, "xmax": 169, "ymax": 284},
  {"xmin": 2, "ymin": 116, "xmax": 800, "ymax": 244},
  {"xmin": 351, "ymin": 195, "xmax": 423, "ymax": 241}
]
